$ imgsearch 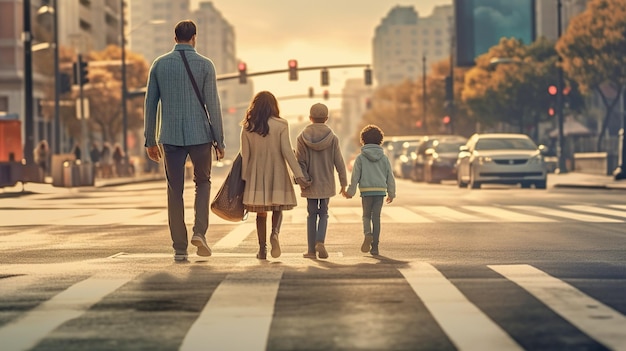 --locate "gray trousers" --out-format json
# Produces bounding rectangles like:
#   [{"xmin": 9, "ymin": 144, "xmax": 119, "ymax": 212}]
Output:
[{"xmin": 163, "ymin": 143, "xmax": 213, "ymax": 253}]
